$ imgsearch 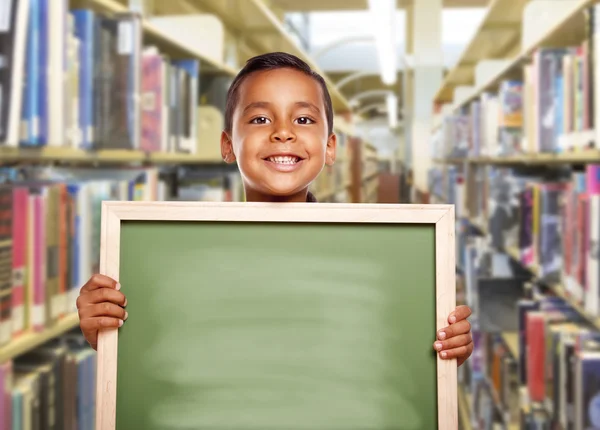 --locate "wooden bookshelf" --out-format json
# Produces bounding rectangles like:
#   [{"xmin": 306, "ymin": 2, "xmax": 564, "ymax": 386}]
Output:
[
  {"xmin": 437, "ymin": 150, "xmax": 600, "ymax": 166},
  {"xmin": 441, "ymin": 0, "xmax": 594, "ymax": 110},
  {"xmin": 71, "ymin": 0, "xmax": 237, "ymax": 75},
  {"xmin": 0, "ymin": 313, "xmax": 80, "ymax": 363},
  {"xmin": 186, "ymin": 0, "xmax": 352, "ymax": 113},
  {"xmin": 472, "ymin": 220, "xmax": 600, "ymax": 332},
  {"xmin": 500, "ymin": 331, "xmax": 519, "ymax": 358},
  {"xmin": 0, "ymin": 147, "xmax": 230, "ymax": 166},
  {"xmin": 434, "ymin": 0, "xmax": 529, "ymax": 104}
]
